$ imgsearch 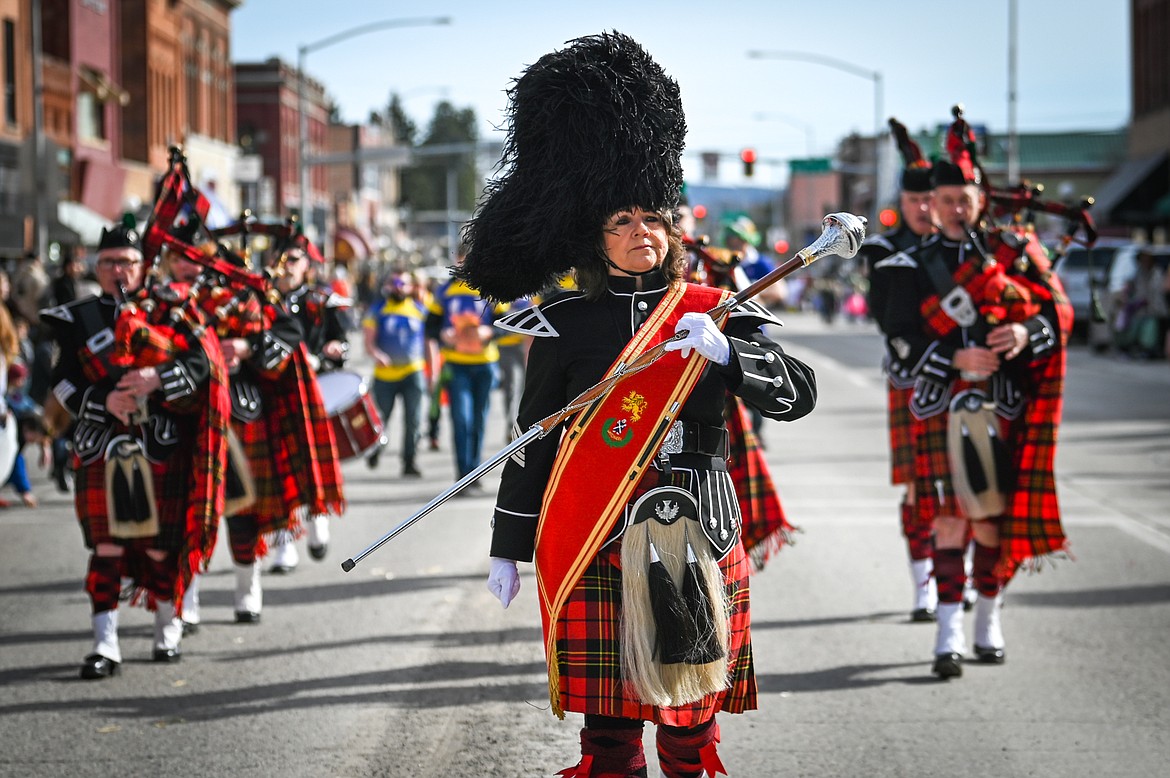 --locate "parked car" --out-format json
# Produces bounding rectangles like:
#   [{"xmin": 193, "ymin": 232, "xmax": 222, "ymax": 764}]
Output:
[
  {"xmin": 1053, "ymin": 238, "xmax": 1125, "ymax": 343},
  {"xmin": 1058, "ymin": 242, "xmax": 1170, "ymax": 351}
]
